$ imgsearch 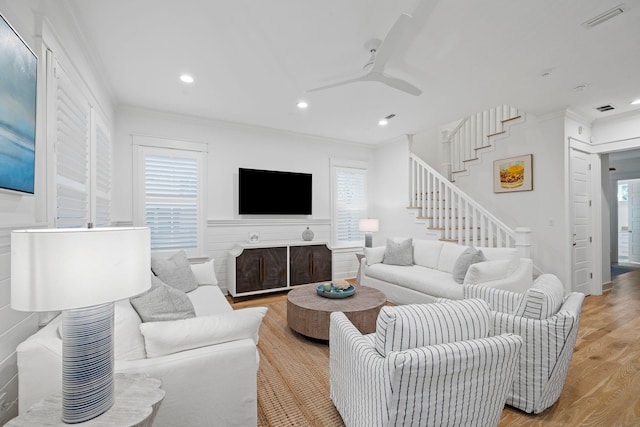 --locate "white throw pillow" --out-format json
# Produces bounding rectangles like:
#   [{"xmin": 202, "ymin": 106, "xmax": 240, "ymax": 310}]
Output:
[
  {"xmin": 190, "ymin": 259, "xmax": 218, "ymax": 286},
  {"xmin": 463, "ymin": 259, "xmax": 511, "ymax": 284},
  {"xmin": 364, "ymin": 246, "xmax": 385, "ymax": 265},
  {"xmin": 374, "ymin": 299, "xmax": 491, "ymax": 356},
  {"xmin": 480, "ymin": 247, "xmax": 520, "ymax": 276},
  {"xmin": 413, "ymin": 240, "xmax": 444, "ymax": 269},
  {"xmin": 139, "ymin": 307, "xmax": 268, "ymax": 358}
]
